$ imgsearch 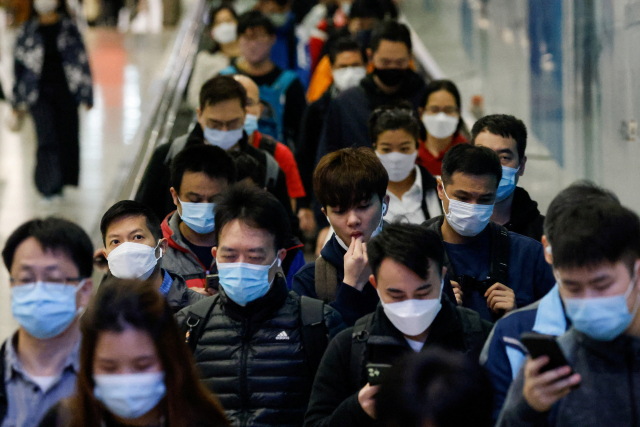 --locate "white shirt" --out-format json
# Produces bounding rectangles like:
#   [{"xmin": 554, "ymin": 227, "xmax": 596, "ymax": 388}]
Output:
[
  {"xmin": 386, "ymin": 166, "xmax": 441, "ymax": 224},
  {"xmin": 405, "ymin": 337, "xmax": 425, "ymax": 353}
]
